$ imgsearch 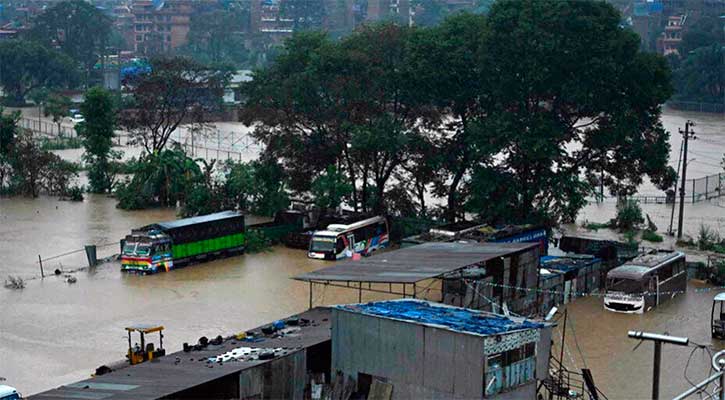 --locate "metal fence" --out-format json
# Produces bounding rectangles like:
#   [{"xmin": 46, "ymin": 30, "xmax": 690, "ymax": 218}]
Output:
[
  {"xmin": 667, "ymin": 100, "xmax": 725, "ymax": 114},
  {"xmin": 18, "ymin": 117, "xmax": 77, "ymax": 138},
  {"xmin": 690, "ymin": 172, "xmax": 725, "ymax": 202}
]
